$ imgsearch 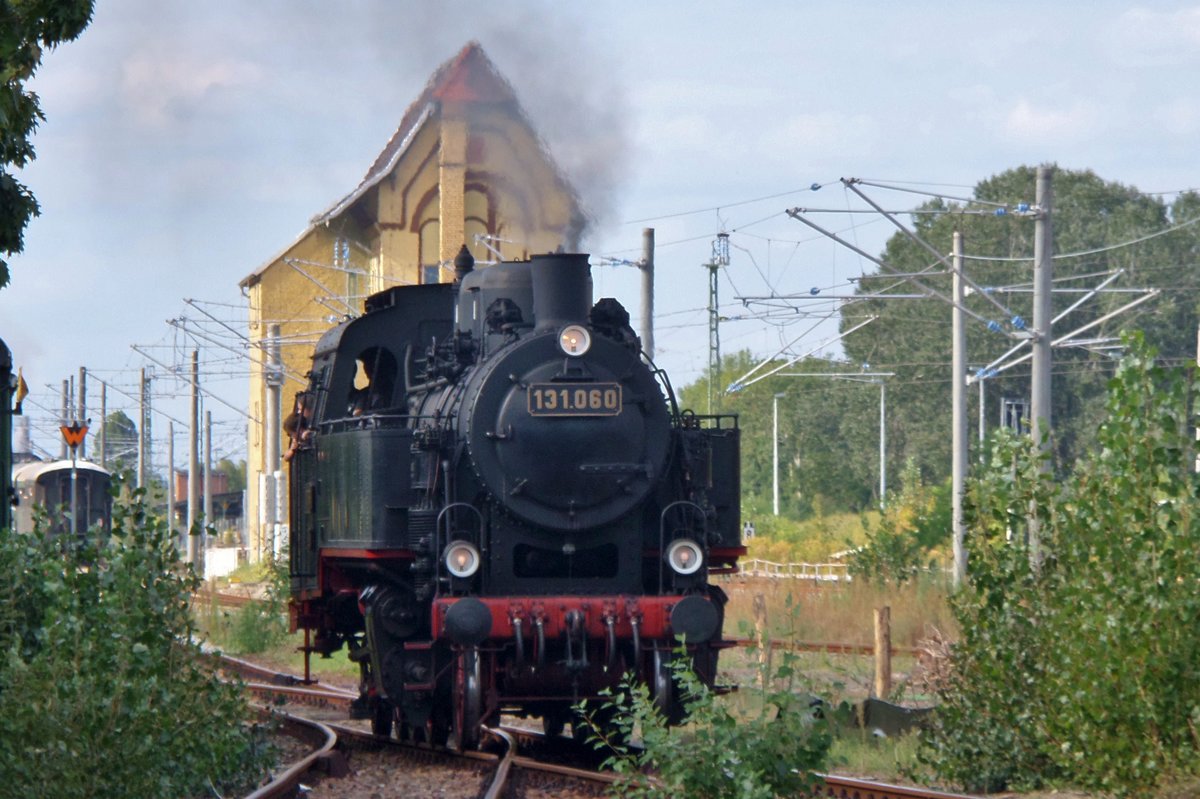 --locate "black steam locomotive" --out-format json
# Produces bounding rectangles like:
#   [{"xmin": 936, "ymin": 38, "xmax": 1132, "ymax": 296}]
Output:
[{"xmin": 287, "ymin": 249, "xmax": 742, "ymax": 748}]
